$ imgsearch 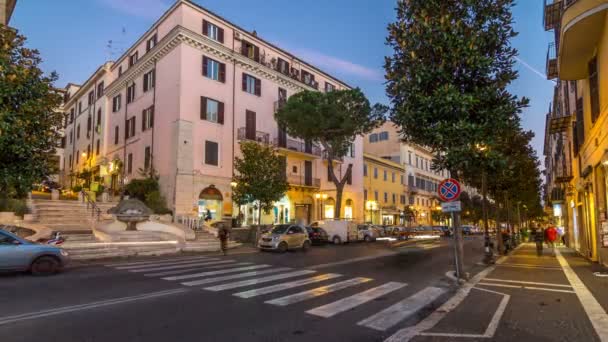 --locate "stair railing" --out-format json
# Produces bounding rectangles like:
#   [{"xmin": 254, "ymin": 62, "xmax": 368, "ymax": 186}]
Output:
[{"xmin": 81, "ymin": 190, "xmax": 102, "ymax": 221}]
